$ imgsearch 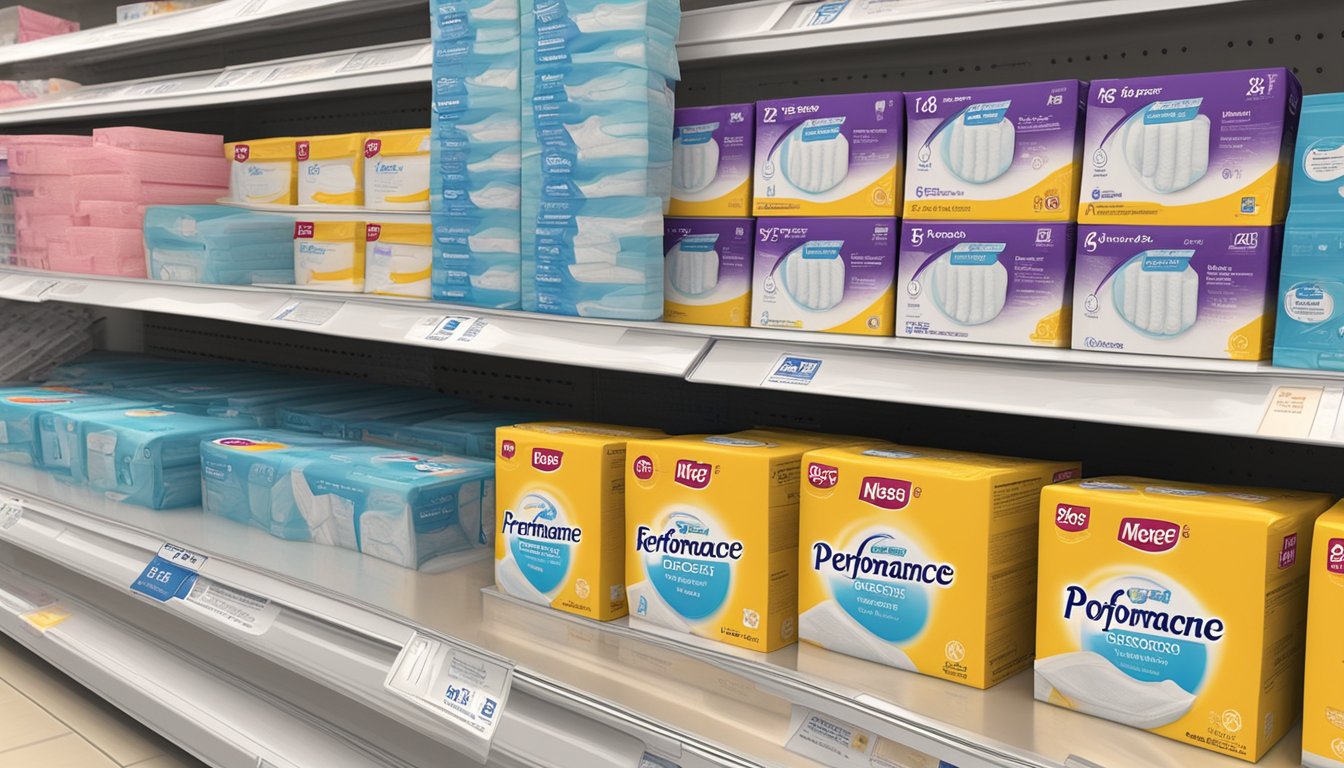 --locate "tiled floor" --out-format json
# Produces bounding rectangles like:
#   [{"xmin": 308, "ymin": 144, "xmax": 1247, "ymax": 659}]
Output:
[{"xmin": 0, "ymin": 631, "xmax": 205, "ymax": 767}]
